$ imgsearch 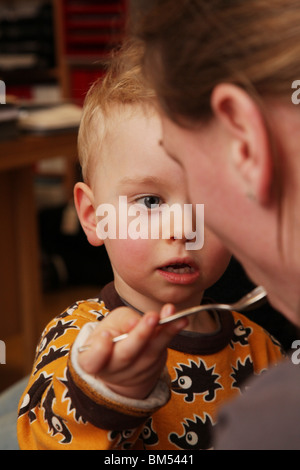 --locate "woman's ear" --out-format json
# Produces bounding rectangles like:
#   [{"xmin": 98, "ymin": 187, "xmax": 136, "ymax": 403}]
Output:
[
  {"xmin": 211, "ymin": 83, "xmax": 273, "ymax": 205},
  {"xmin": 74, "ymin": 182, "xmax": 103, "ymax": 246}
]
